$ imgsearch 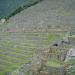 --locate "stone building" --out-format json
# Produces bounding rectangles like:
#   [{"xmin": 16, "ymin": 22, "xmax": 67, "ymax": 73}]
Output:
[{"xmin": 48, "ymin": 40, "xmax": 69, "ymax": 61}]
